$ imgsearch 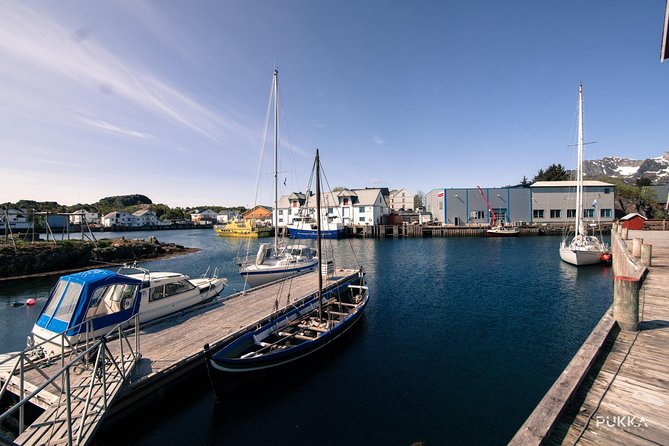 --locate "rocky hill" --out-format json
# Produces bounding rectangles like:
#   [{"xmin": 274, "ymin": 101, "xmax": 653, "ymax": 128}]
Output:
[{"xmin": 583, "ymin": 152, "xmax": 669, "ymax": 184}]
